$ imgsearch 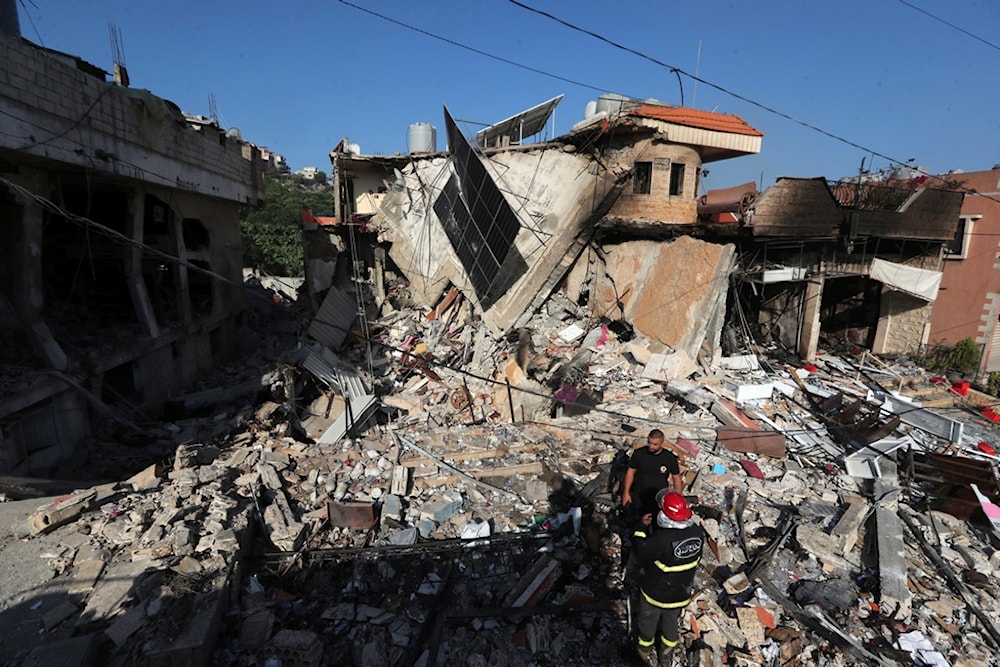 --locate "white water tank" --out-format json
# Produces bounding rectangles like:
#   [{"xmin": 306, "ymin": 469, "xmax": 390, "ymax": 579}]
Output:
[
  {"xmin": 595, "ymin": 93, "xmax": 629, "ymax": 117},
  {"xmin": 408, "ymin": 122, "xmax": 437, "ymax": 154},
  {"xmin": 583, "ymin": 100, "xmax": 598, "ymax": 119}
]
